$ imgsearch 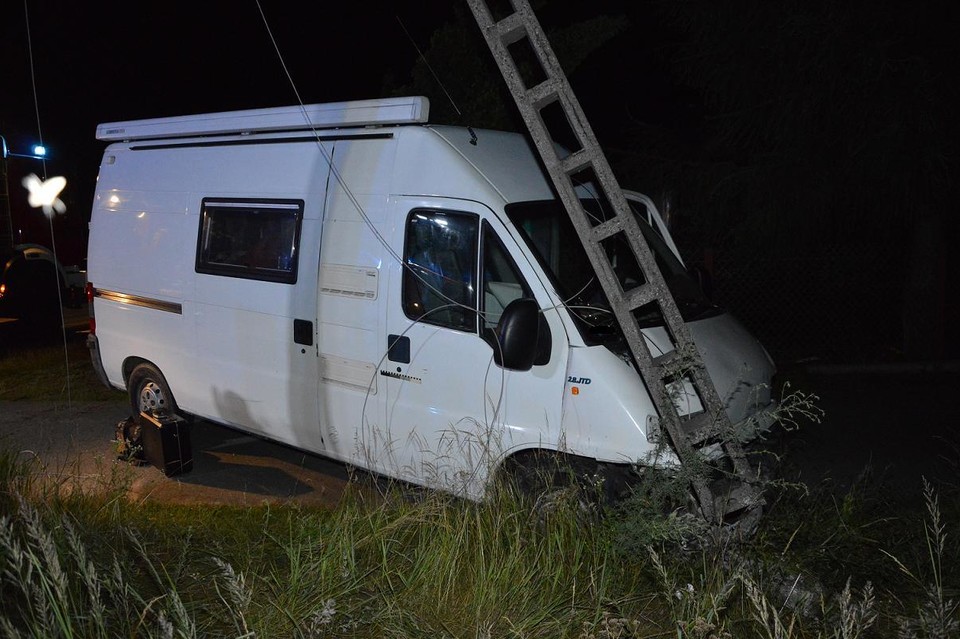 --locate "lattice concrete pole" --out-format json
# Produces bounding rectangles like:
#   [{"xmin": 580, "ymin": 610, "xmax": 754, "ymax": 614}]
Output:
[{"xmin": 467, "ymin": 0, "xmax": 767, "ymax": 522}]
